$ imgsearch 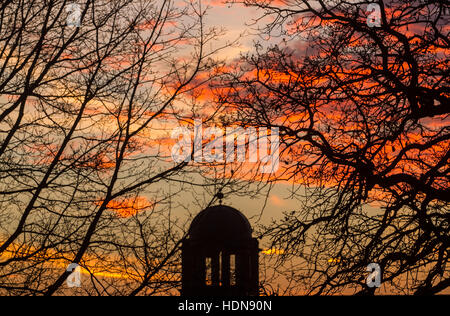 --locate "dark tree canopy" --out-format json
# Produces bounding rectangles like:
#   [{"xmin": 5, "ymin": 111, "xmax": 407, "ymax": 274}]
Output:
[
  {"xmin": 217, "ymin": 0, "xmax": 449, "ymax": 294},
  {"xmin": 0, "ymin": 0, "xmax": 228, "ymax": 295}
]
